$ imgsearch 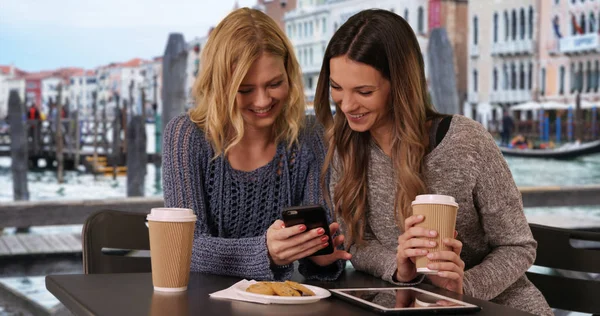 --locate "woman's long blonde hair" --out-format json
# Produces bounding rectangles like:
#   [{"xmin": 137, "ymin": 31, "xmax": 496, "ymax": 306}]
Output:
[
  {"xmin": 315, "ymin": 10, "xmax": 441, "ymax": 246},
  {"xmin": 189, "ymin": 8, "xmax": 305, "ymax": 155}
]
